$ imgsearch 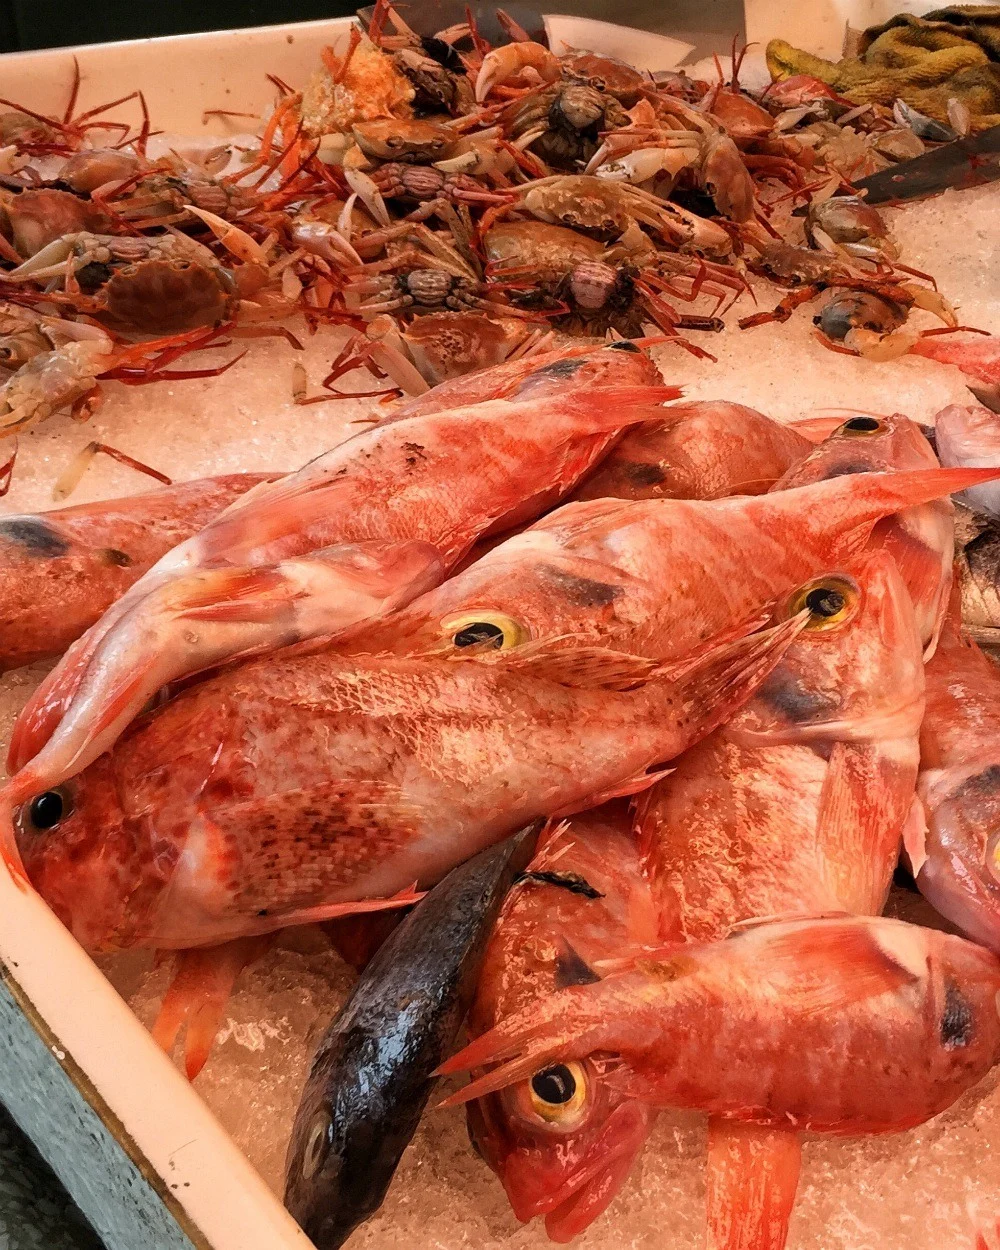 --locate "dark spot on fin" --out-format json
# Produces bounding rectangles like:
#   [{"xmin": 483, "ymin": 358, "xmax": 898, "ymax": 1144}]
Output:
[
  {"xmin": 101, "ymin": 548, "xmax": 133, "ymax": 567},
  {"xmin": 607, "ymin": 340, "xmax": 640, "ymax": 353},
  {"xmin": 515, "ymin": 870, "xmax": 604, "ymax": 899},
  {"xmin": 940, "ymin": 979, "xmax": 974, "ymax": 1049},
  {"xmin": 539, "ymin": 564, "xmax": 623, "ymax": 608},
  {"xmin": 0, "ymin": 517, "xmax": 69, "ymax": 557},
  {"xmin": 816, "ymin": 459, "xmax": 879, "ymax": 481},
  {"xmin": 954, "ymin": 764, "xmax": 1000, "ymax": 803},
  {"xmin": 554, "ymin": 943, "xmax": 601, "ymax": 989},
  {"xmin": 622, "ymin": 460, "xmax": 667, "ymax": 487},
  {"xmin": 522, "ymin": 357, "xmax": 588, "ymax": 384}
]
